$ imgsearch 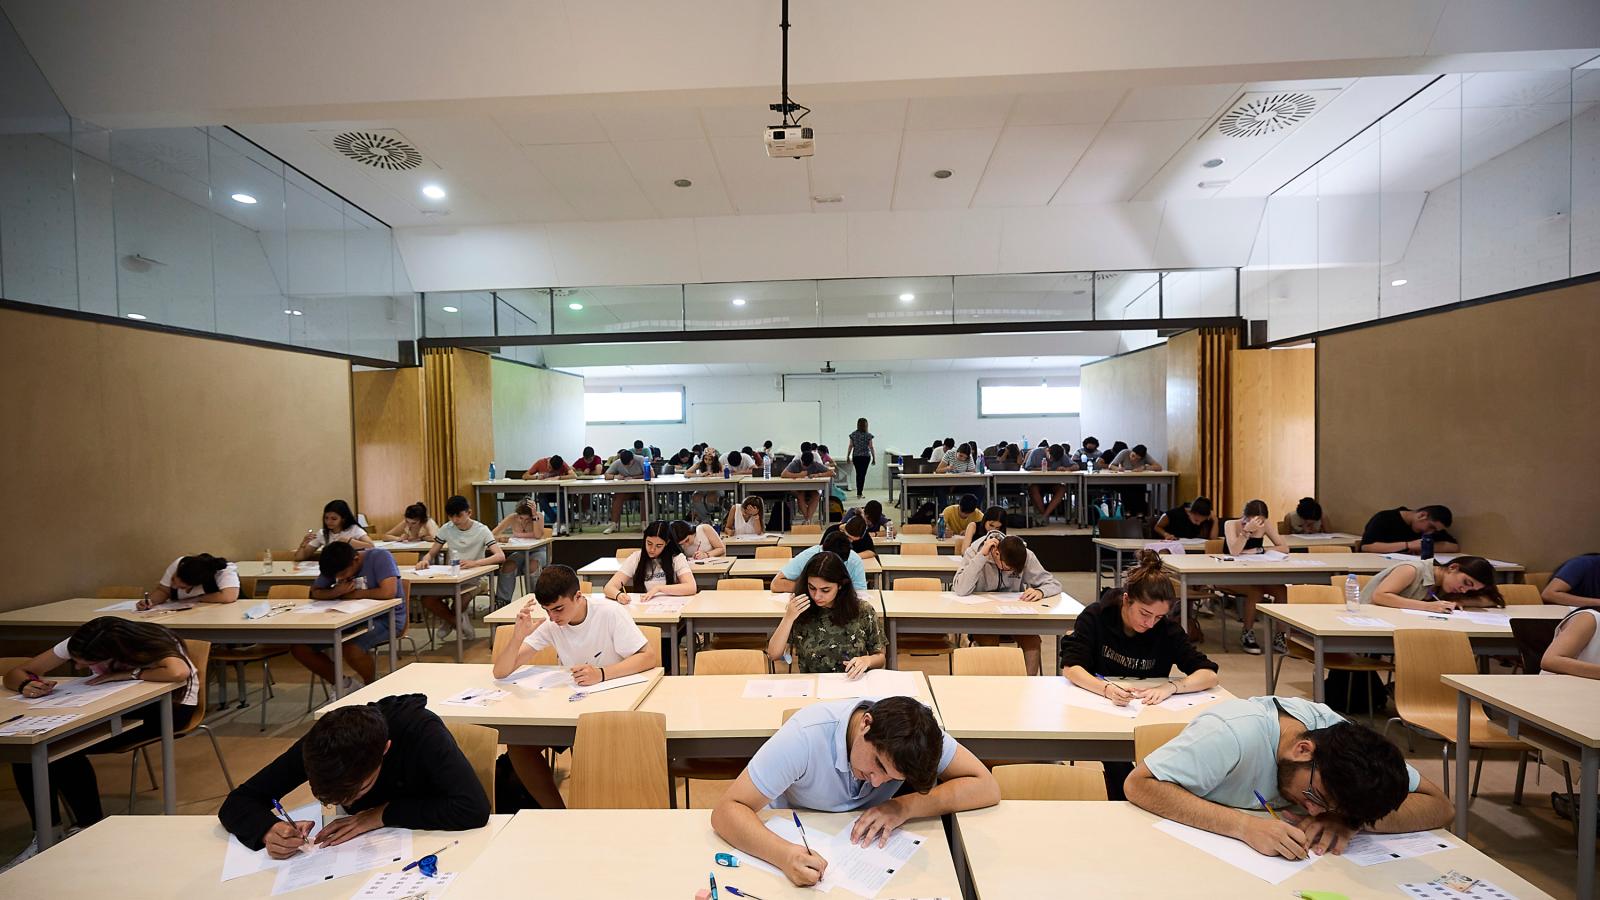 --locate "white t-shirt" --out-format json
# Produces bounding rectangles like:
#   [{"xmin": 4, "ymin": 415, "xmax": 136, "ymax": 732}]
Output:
[
  {"xmin": 731, "ymin": 511, "xmax": 763, "ymax": 536},
  {"xmin": 616, "ymin": 551, "xmax": 693, "ymax": 591},
  {"xmin": 1544, "ymin": 609, "xmax": 1600, "ymax": 673},
  {"xmin": 523, "ymin": 596, "xmax": 648, "ymax": 667},
  {"xmin": 727, "ymin": 458, "xmax": 756, "ymax": 475},
  {"xmin": 159, "ymin": 557, "xmax": 241, "ymax": 598},
  {"xmin": 679, "ymin": 523, "xmax": 721, "ymax": 558},
  {"xmin": 52, "ymin": 637, "xmax": 199, "ymax": 707},
  {"xmin": 307, "ymin": 525, "xmax": 369, "ymax": 550}
]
